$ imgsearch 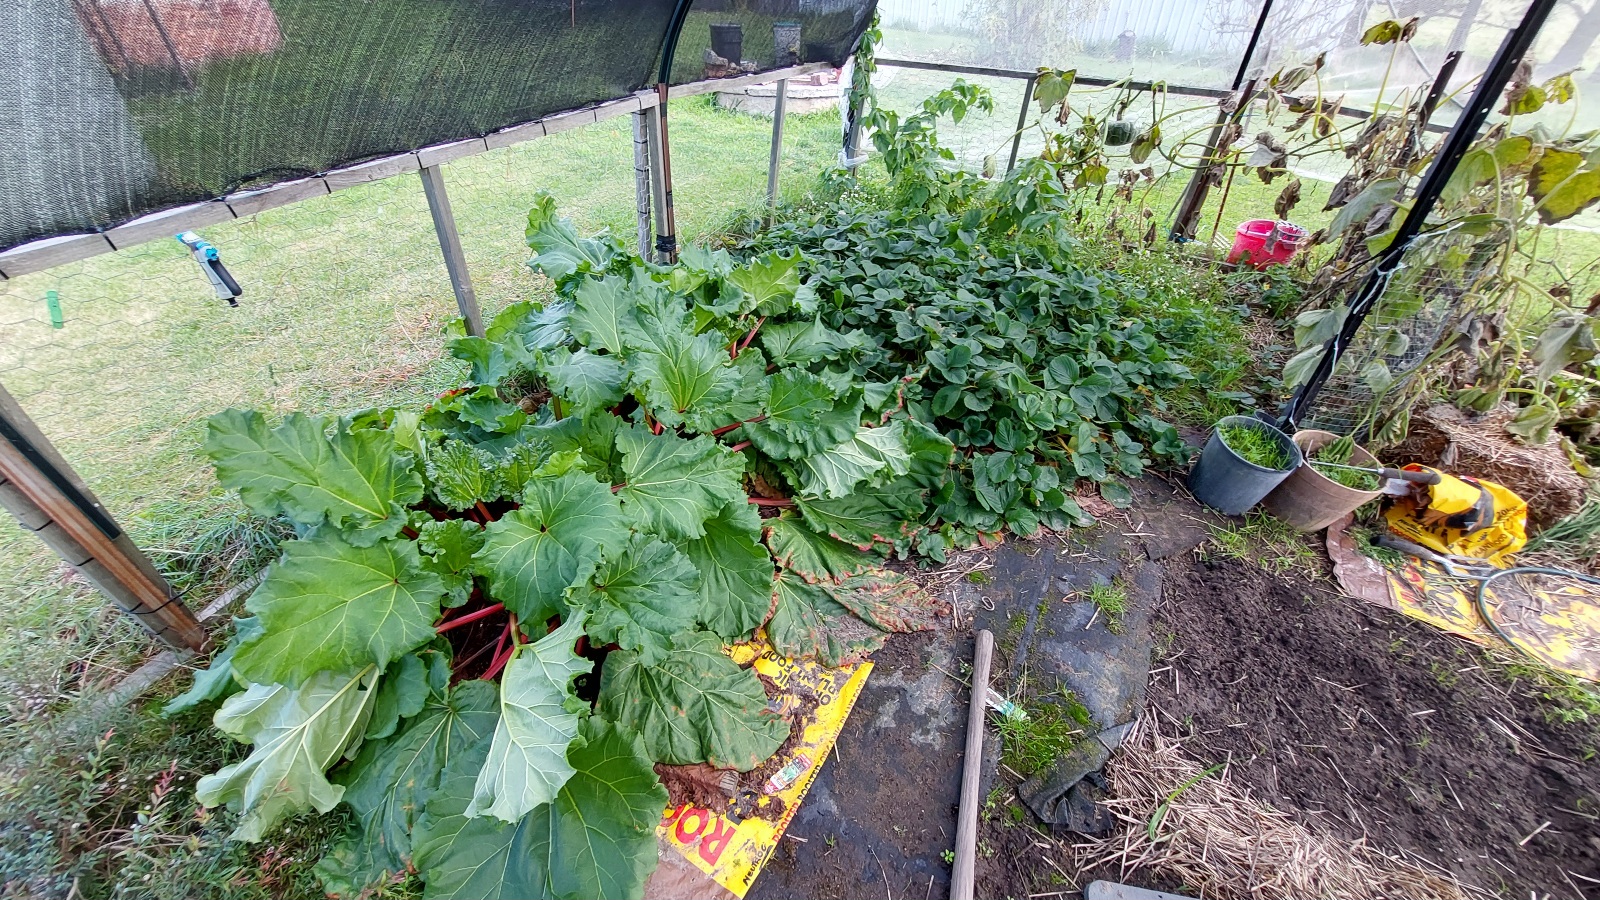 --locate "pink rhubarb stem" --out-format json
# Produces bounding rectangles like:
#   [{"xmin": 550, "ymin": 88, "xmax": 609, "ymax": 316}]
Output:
[
  {"xmin": 727, "ymin": 440, "xmax": 751, "ymax": 453},
  {"xmin": 436, "ymin": 602, "xmax": 506, "ymax": 634},
  {"xmin": 711, "ymin": 414, "xmax": 766, "ymax": 437},
  {"xmin": 480, "ymin": 615, "xmax": 519, "ymax": 681},
  {"xmin": 747, "ymin": 497, "xmax": 795, "ymax": 507}
]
